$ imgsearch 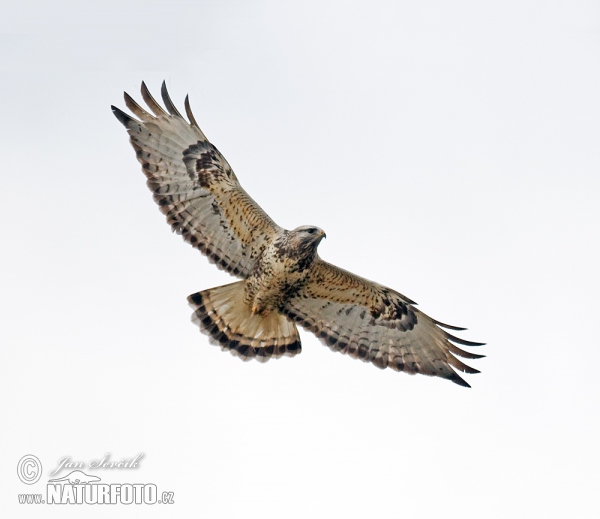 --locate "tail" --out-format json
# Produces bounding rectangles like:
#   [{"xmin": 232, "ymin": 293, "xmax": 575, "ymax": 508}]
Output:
[{"xmin": 188, "ymin": 281, "xmax": 301, "ymax": 362}]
